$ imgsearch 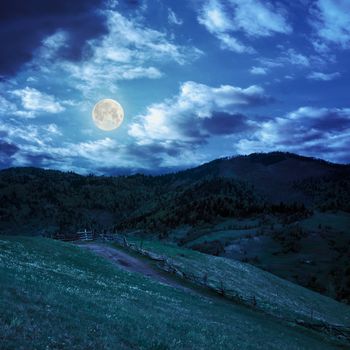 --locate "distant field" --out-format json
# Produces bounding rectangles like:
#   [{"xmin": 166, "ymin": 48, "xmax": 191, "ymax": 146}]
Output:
[
  {"xmin": 300, "ymin": 211, "xmax": 350, "ymax": 233},
  {"xmin": 185, "ymin": 228, "xmax": 258, "ymax": 246},
  {"xmin": 170, "ymin": 211, "xmax": 350, "ymax": 303},
  {"xmin": 0, "ymin": 236, "xmax": 346, "ymax": 349}
]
